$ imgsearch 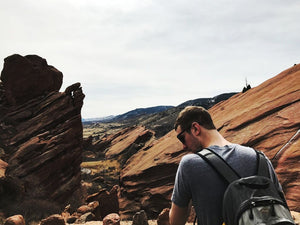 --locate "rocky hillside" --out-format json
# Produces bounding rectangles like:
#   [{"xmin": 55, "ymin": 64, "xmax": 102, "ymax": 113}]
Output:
[
  {"xmin": 0, "ymin": 54, "xmax": 85, "ymax": 218},
  {"xmin": 116, "ymin": 64, "xmax": 300, "ymax": 218}
]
